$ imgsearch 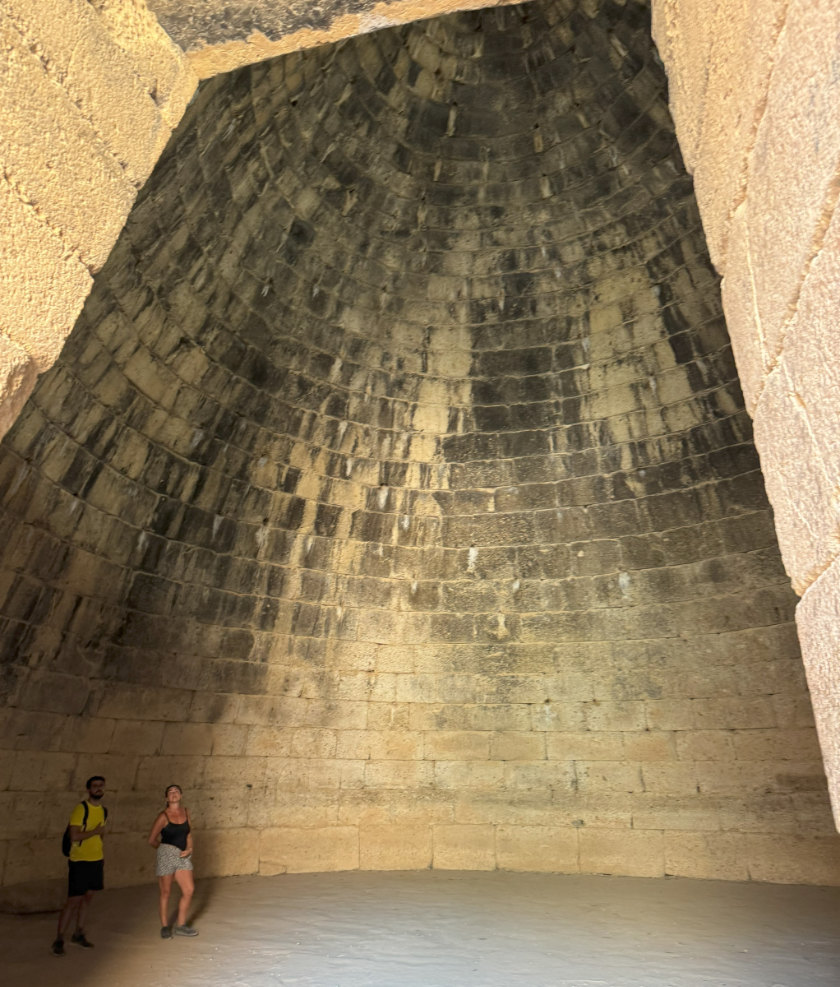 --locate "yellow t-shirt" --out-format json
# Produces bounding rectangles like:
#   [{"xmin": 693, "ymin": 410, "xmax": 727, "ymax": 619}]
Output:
[{"xmin": 68, "ymin": 801, "xmax": 105, "ymax": 862}]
